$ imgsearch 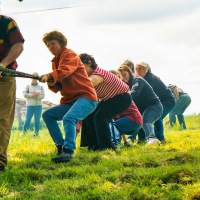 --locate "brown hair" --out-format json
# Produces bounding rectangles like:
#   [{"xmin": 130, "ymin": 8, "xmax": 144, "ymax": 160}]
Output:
[
  {"xmin": 42, "ymin": 30, "xmax": 67, "ymax": 47},
  {"xmin": 118, "ymin": 65, "xmax": 133, "ymax": 77}
]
